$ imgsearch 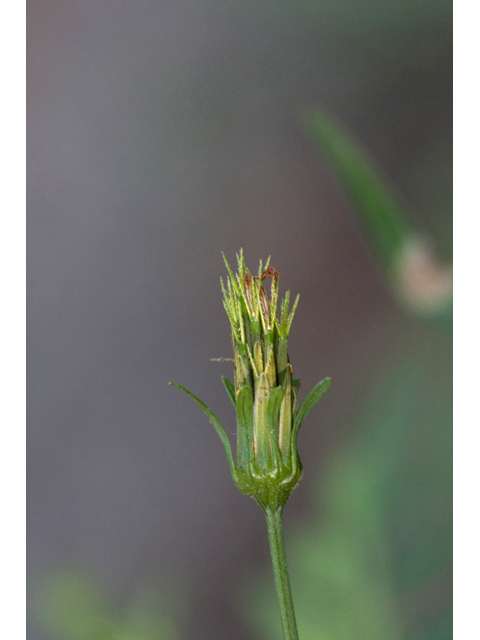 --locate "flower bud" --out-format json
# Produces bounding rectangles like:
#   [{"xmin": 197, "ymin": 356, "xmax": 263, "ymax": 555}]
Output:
[
  {"xmin": 169, "ymin": 250, "xmax": 331, "ymax": 513},
  {"xmin": 220, "ymin": 250, "xmax": 331, "ymax": 511}
]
